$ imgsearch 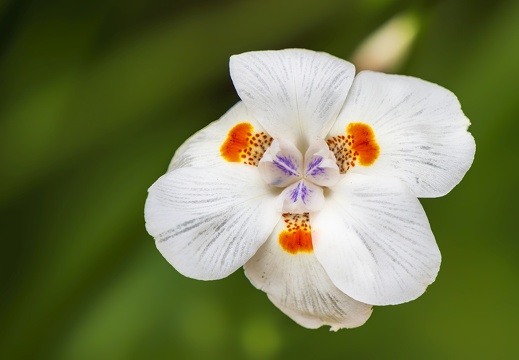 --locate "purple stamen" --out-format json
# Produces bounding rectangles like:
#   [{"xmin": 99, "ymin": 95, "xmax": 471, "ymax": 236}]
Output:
[
  {"xmin": 273, "ymin": 155, "xmax": 300, "ymax": 177},
  {"xmin": 306, "ymin": 156, "xmax": 326, "ymax": 177},
  {"xmin": 290, "ymin": 182, "xmax": 312, "ymax": 204},
  {"xmin": 289, "ymin": 182, "xmax": 301, "ymax": 202}
]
